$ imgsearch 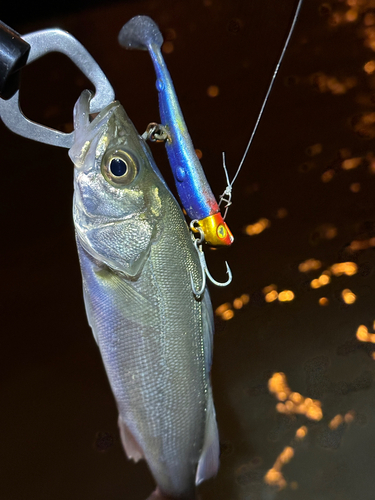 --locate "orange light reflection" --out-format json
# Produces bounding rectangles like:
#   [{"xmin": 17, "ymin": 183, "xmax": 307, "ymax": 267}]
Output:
[
  {"xmin": 342, "ymin": 288, "xmax": 356, "ymax": 304},
  {"xmin": 298, "ymin": 258, "xmax": 322, "ymax": 272},
  {"xmin": 268, "ymin": 373, "xmax": 323, "ymax": 421},
  {"xmin": 244, "ymin": 218, "xmax": 271, "ymax": 236}
]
